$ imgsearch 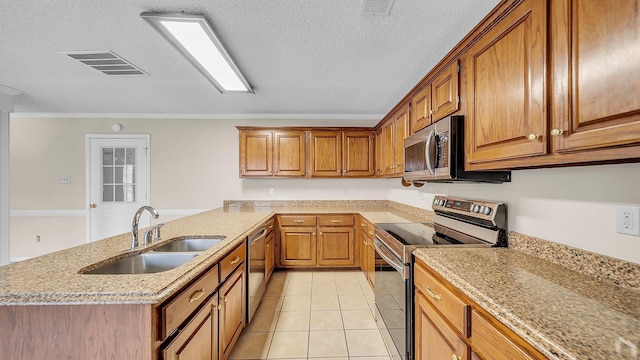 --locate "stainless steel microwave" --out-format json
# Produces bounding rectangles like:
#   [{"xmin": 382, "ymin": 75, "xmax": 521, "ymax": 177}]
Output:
[{"xmin": 403, "ymin": 115, "xmax": 511, "ymax": 183}]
